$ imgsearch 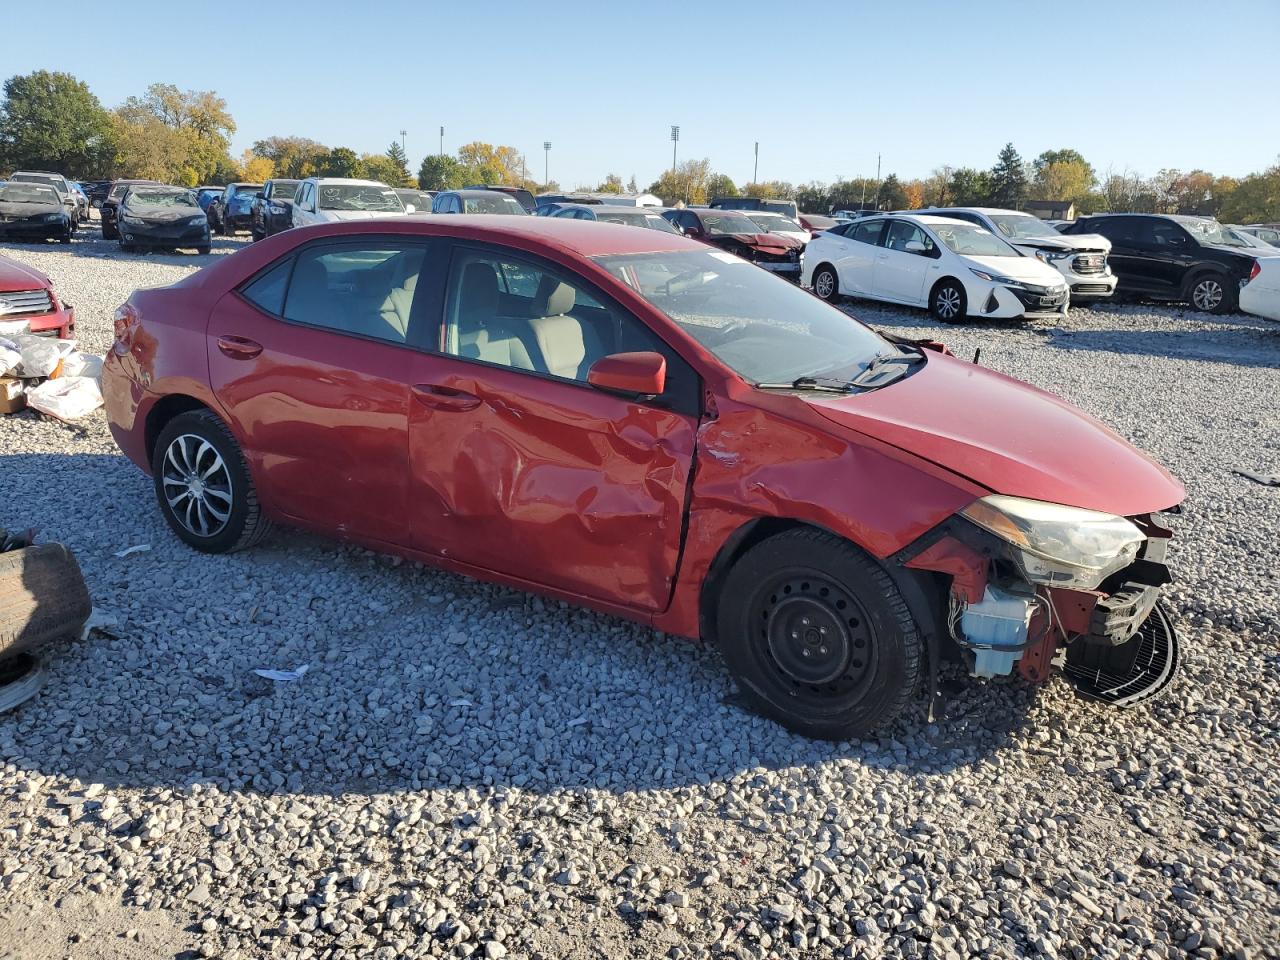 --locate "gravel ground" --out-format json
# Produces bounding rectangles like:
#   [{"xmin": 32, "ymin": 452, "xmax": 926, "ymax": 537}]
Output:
[{"xmin": 1, "ymin": 224, "xmax": 1278, "ymax": 960}]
